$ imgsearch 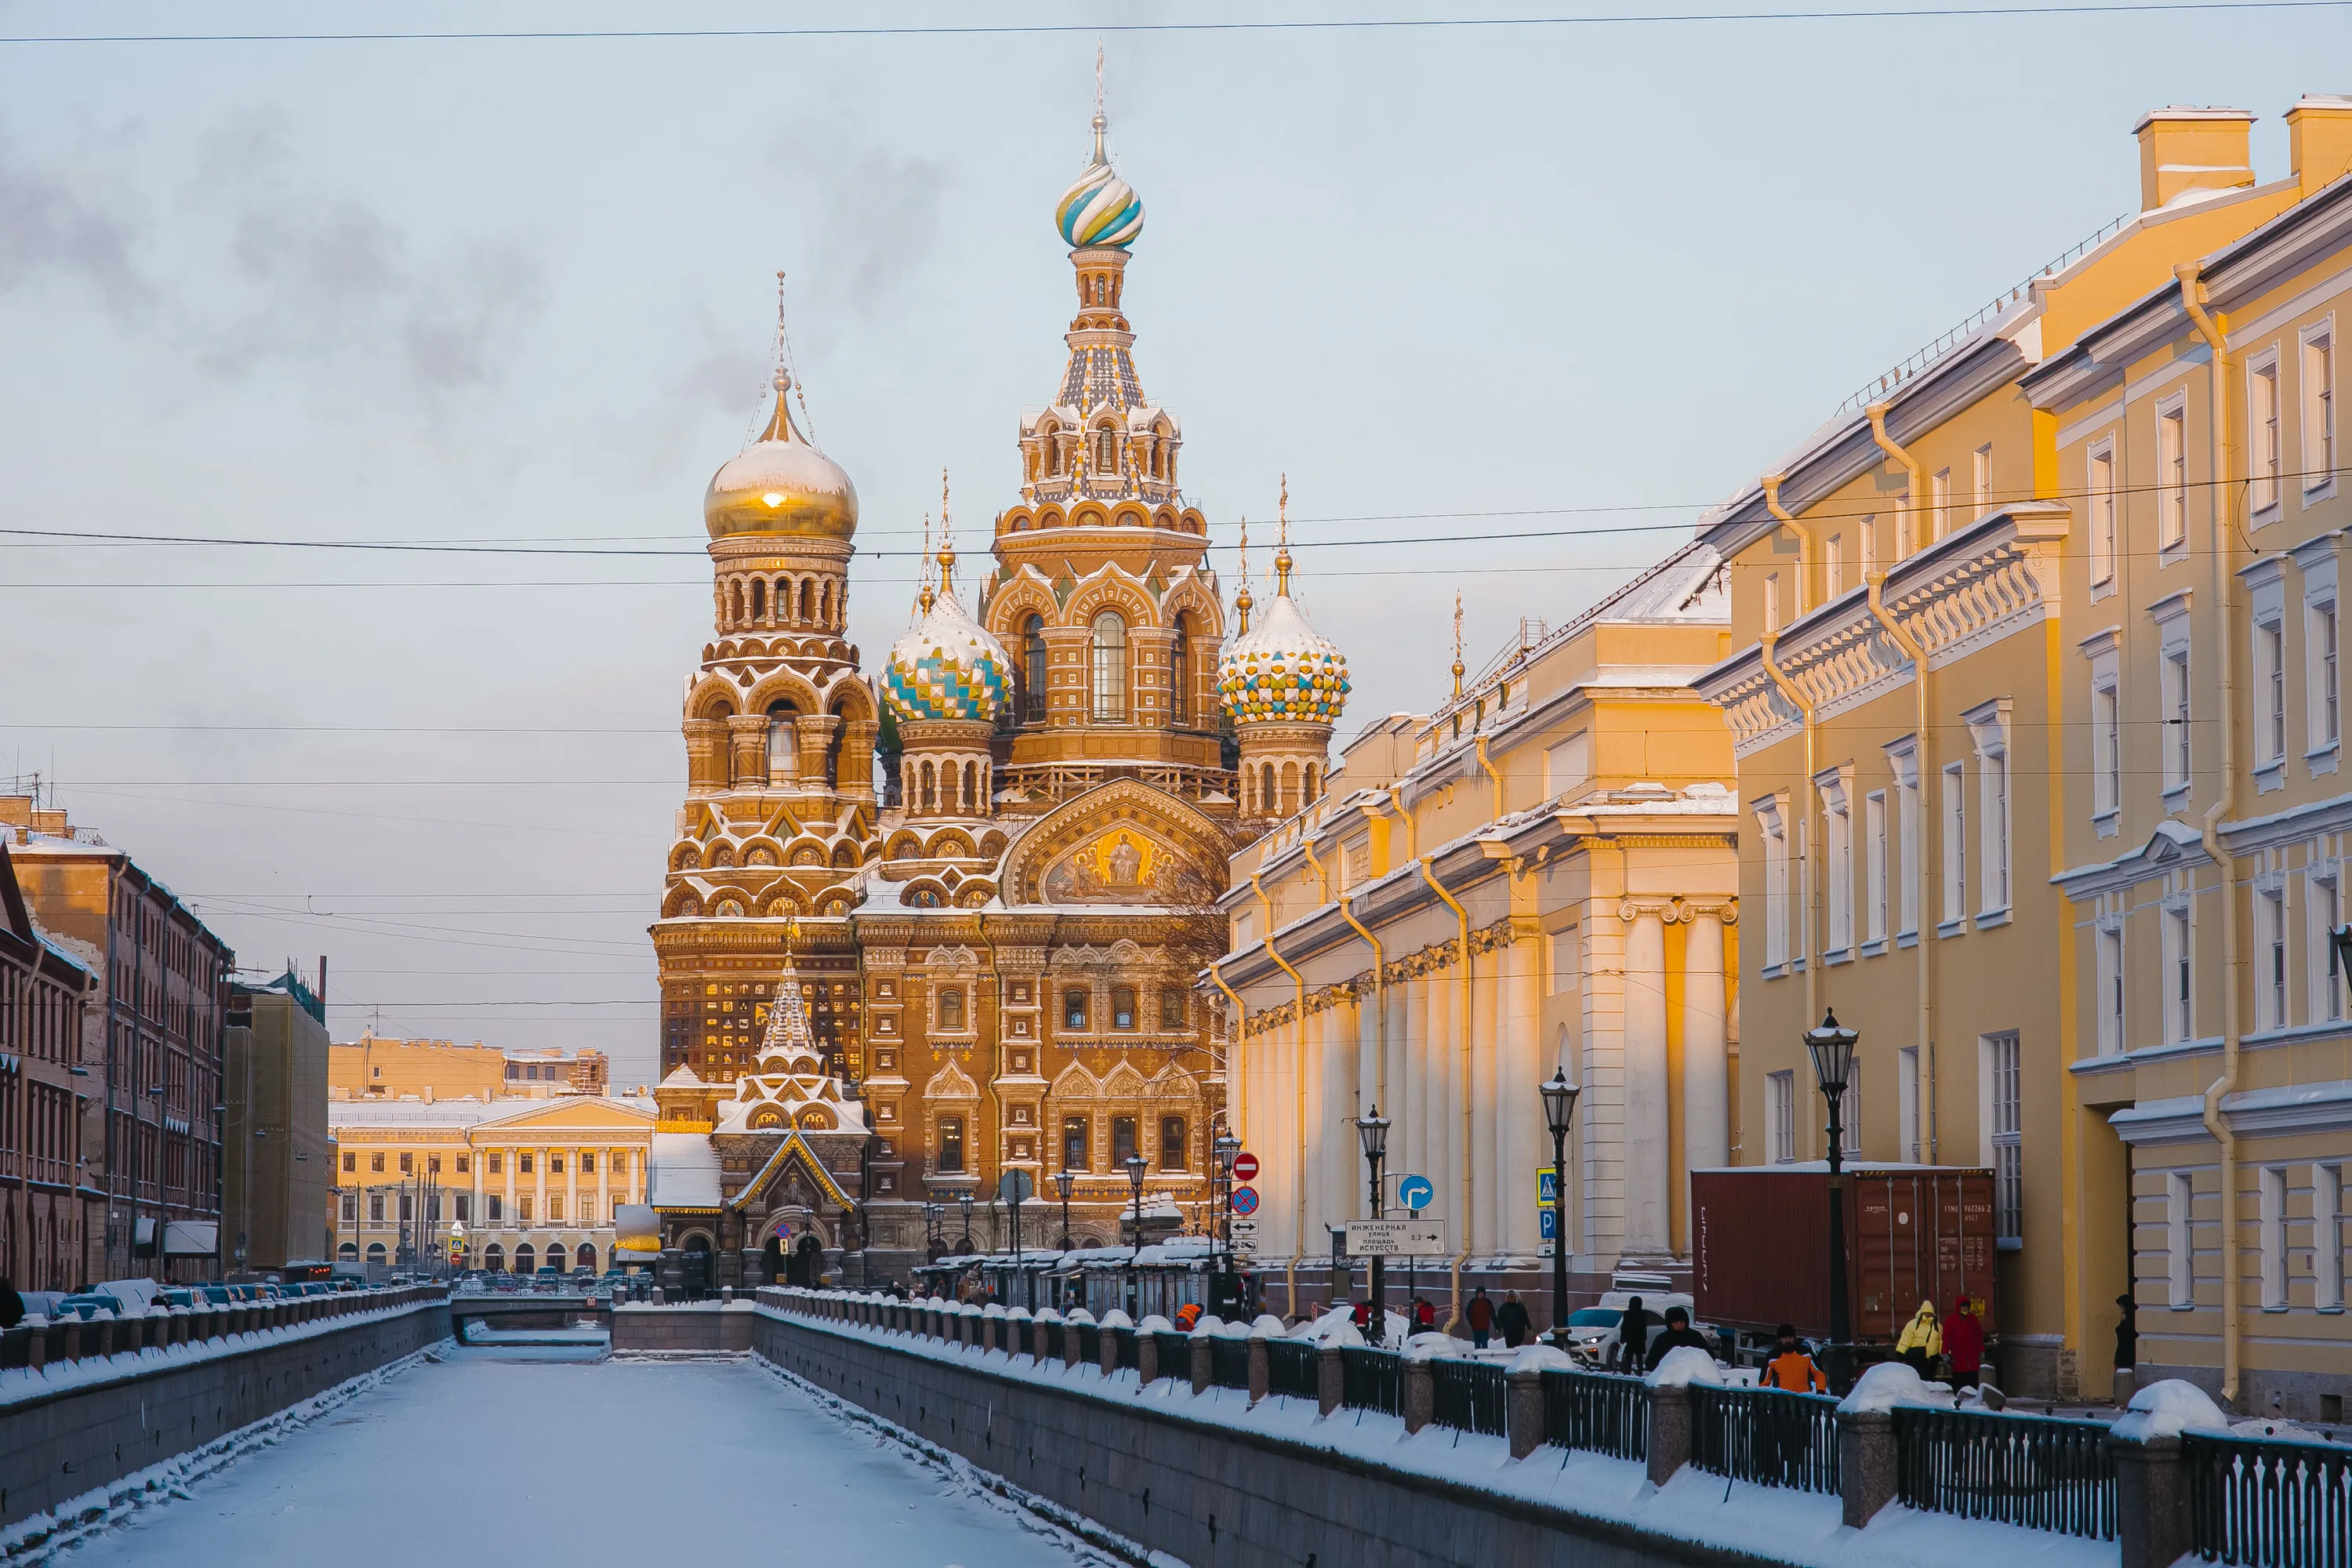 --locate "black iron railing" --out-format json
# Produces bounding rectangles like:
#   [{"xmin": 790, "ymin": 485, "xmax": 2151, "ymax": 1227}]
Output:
[
  {"xmin": 1893, "ymin": 1406, "xmax": 2115, "ymax": 1539},
  {"xmin": 1112, "ymin": 1325, "xmax": 1140, "ymax": 1371},
  {"xmin": 1540, "ymin": 1368, "xmax": 1650, "ymax": 1460},
  {"xmin": 1076, "ymin": 1322, "xmax": 1101, "ymax": 1364},
  {"xmin": 1690, "ymin": 1385, "xmax": 1841, "ymax": 1494},
  {"xmin": 2186, "ymin": 1429, "xmax": 2352, "ymax": 1566},
  {"xmin": 1341, "ymin": 1346, "xmax": 1404, "ymax": 1417},
  {"xmin": 1265, "ymin": 1338, "xmax": 1320, "ymax": 1401},
  {"xmin": 1210, "ymin": 1336, "xmax": 1252, "ymax": 1391},
  {"xmin": 1429, "ymin": 1359, "xmax": 1509, "ymax": 1438},
  {"xmin": 1152, "ymin": 1331, "xmax": 1192, "ymax": 1381}
]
